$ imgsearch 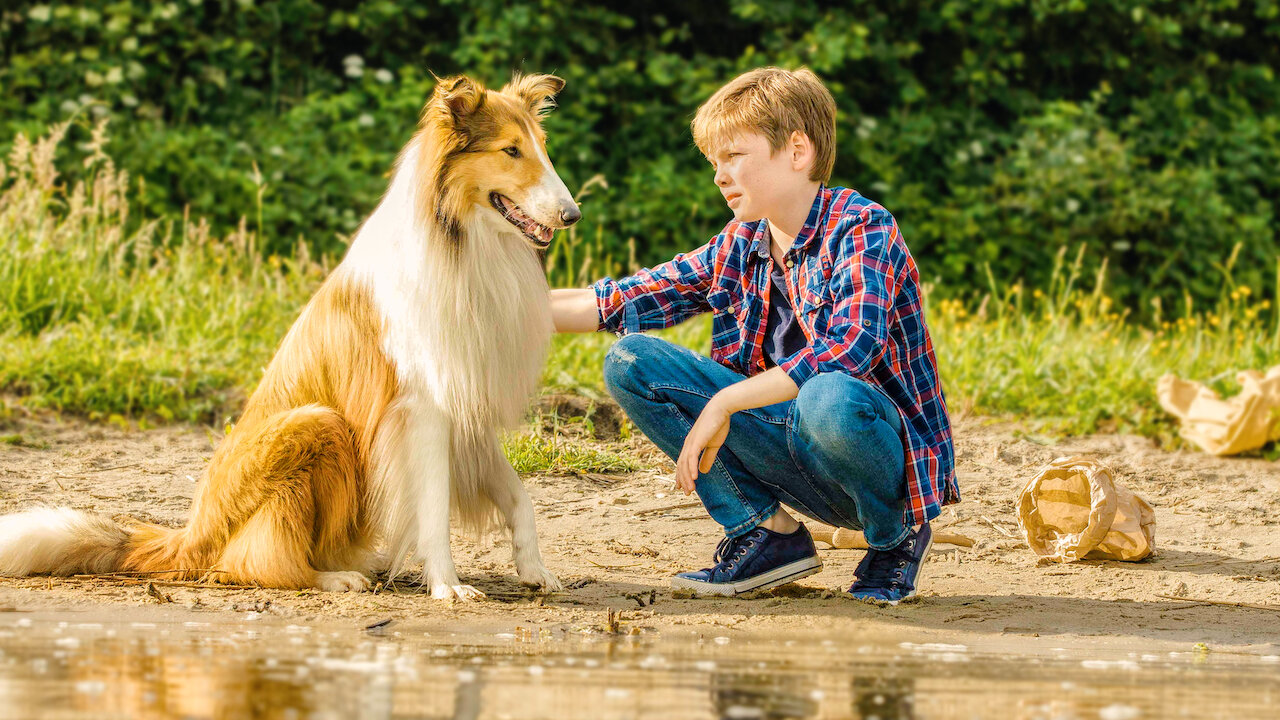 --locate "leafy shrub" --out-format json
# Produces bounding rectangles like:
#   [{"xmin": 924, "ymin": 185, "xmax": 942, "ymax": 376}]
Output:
[{"xmin": 2, "ymin": 0, "xmax": 1277, "ymax": 313}]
